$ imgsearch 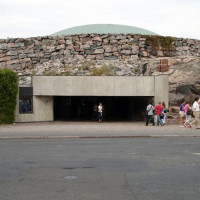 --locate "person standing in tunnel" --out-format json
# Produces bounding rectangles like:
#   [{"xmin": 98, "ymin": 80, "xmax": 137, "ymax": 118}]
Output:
[{"xmin": 98, "ymin": 102, "xmax": 103, "ymax": 123}]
